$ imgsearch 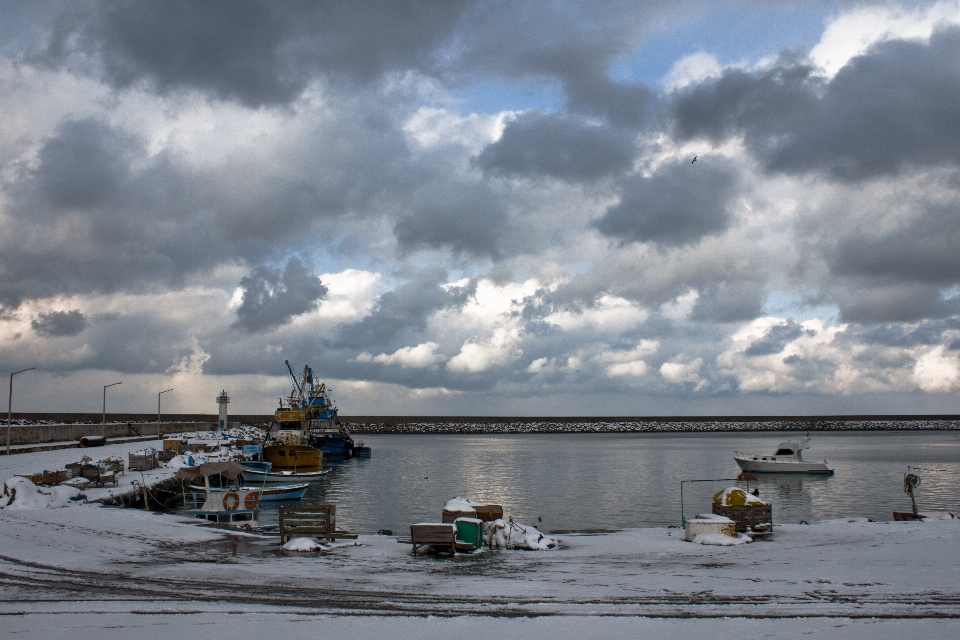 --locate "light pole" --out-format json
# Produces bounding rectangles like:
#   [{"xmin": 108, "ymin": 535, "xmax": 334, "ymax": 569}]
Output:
[
  {"xmin": 102, "ymin": 381, "xmax": 122, "ymax": 436},
  {"xmin": 7, "ymin": 367, "xmax": 35, "ymax": 456},
  {"xmin": 157, "ymin": 388, "xmax": 173, "ymax": 439}
]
